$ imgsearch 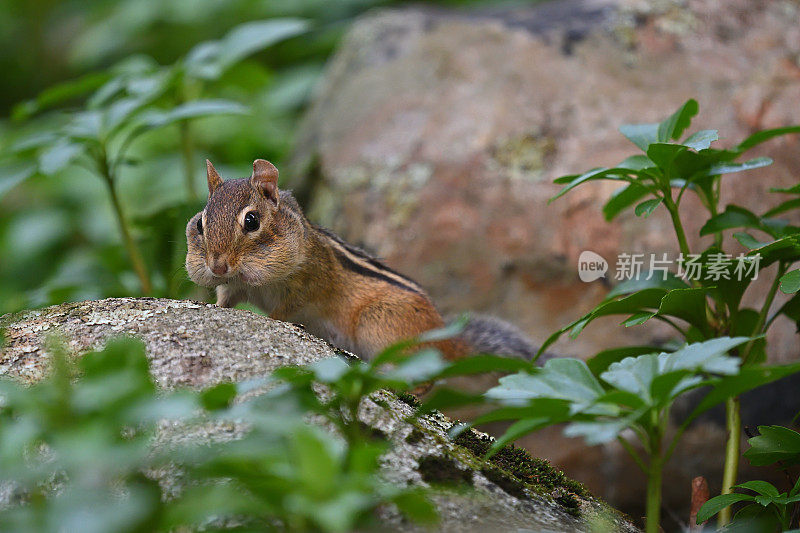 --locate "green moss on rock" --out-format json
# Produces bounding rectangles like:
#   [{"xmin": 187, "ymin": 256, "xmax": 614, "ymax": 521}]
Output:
[
  {"xmin": 554, "ymin": 491, "xmax": 582, "ymax": 517},
  {"xmin": 480, "ymin": 467, "xmax": 528, "ymax": 500},
  {"xmin": 395, "ymin": 391, "xmax": 421, "ymax": 408},
  {"xmin": 405, "ymin": 428, "xmax": 425, "ymax": 445},
  {"xmin": 452, "ymin": 428, "xmax": 587, "ymax": 515},
  {"xmin": 417, "ymin": 455, "xmax": 474, "ymax": 487}
]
